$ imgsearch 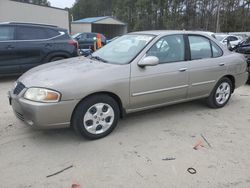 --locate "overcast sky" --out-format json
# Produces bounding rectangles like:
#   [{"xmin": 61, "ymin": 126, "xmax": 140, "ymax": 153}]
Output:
[{"xmin": 49, "ymin": 0, "xmax": 75, "ymax": 8}]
